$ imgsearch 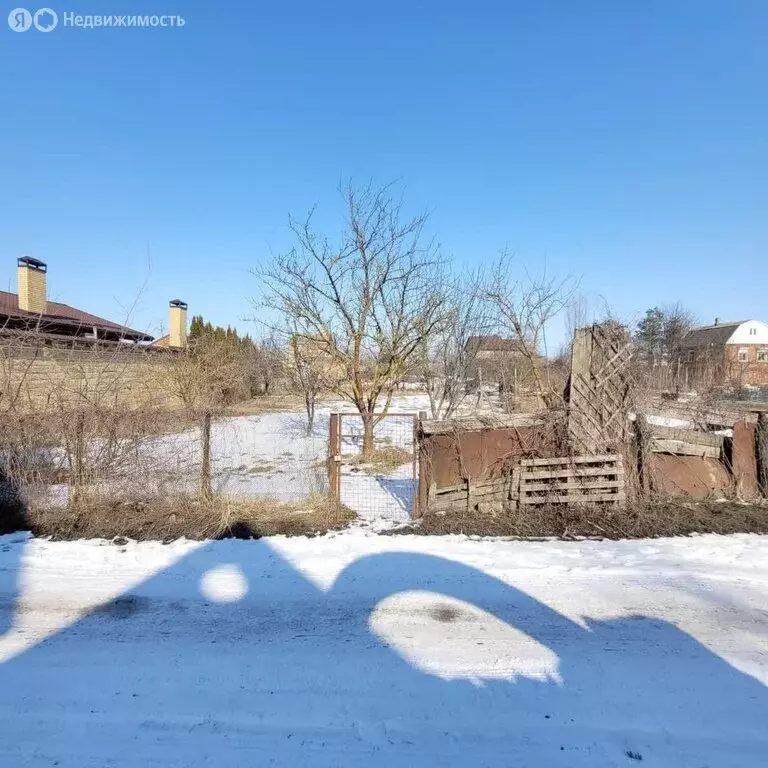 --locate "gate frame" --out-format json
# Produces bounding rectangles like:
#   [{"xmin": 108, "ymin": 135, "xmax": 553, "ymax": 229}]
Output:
[{"xmin": 328, "ymin": 411, "xmax": 420, "ymax": 516}]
